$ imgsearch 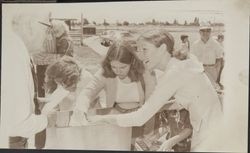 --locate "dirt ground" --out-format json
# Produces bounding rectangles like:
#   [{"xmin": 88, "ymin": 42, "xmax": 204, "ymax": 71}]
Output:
[{"xmin": 74, "ymin": 45, "xmax": 103, "ymax": 74}]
